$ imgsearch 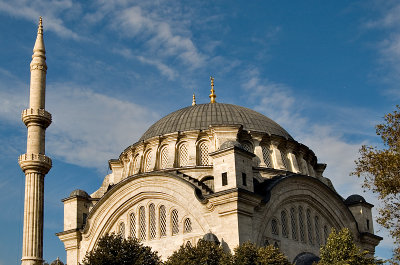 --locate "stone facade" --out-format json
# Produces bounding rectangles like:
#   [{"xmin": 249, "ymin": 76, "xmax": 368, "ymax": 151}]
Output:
[{"xmin": 57, "ymin": 103, "xmax": 382, "ymax": 264}]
